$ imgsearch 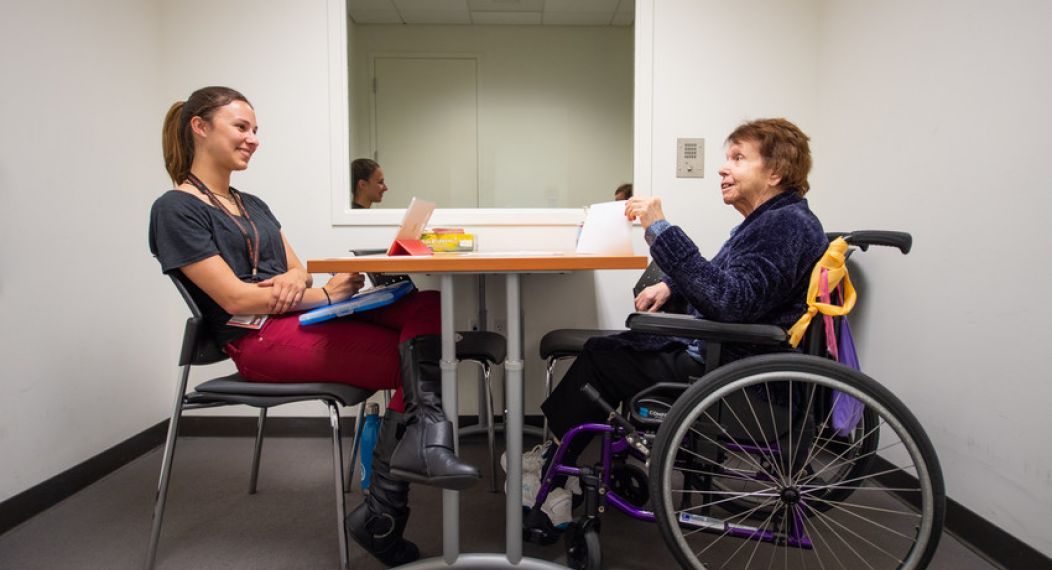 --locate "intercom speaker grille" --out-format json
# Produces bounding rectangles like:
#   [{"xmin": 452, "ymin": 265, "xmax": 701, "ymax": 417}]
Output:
[{"xmin": 676, "ymin": 137, "xmax": 705, "ymax": 178}]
